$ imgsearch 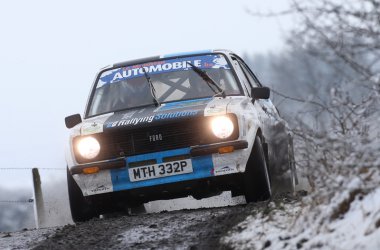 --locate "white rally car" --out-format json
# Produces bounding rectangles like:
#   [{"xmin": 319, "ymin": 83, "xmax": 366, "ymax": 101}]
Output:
[{"xmin": 65, "ymin": 50, "xmax": 297, "ymax": 222}]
